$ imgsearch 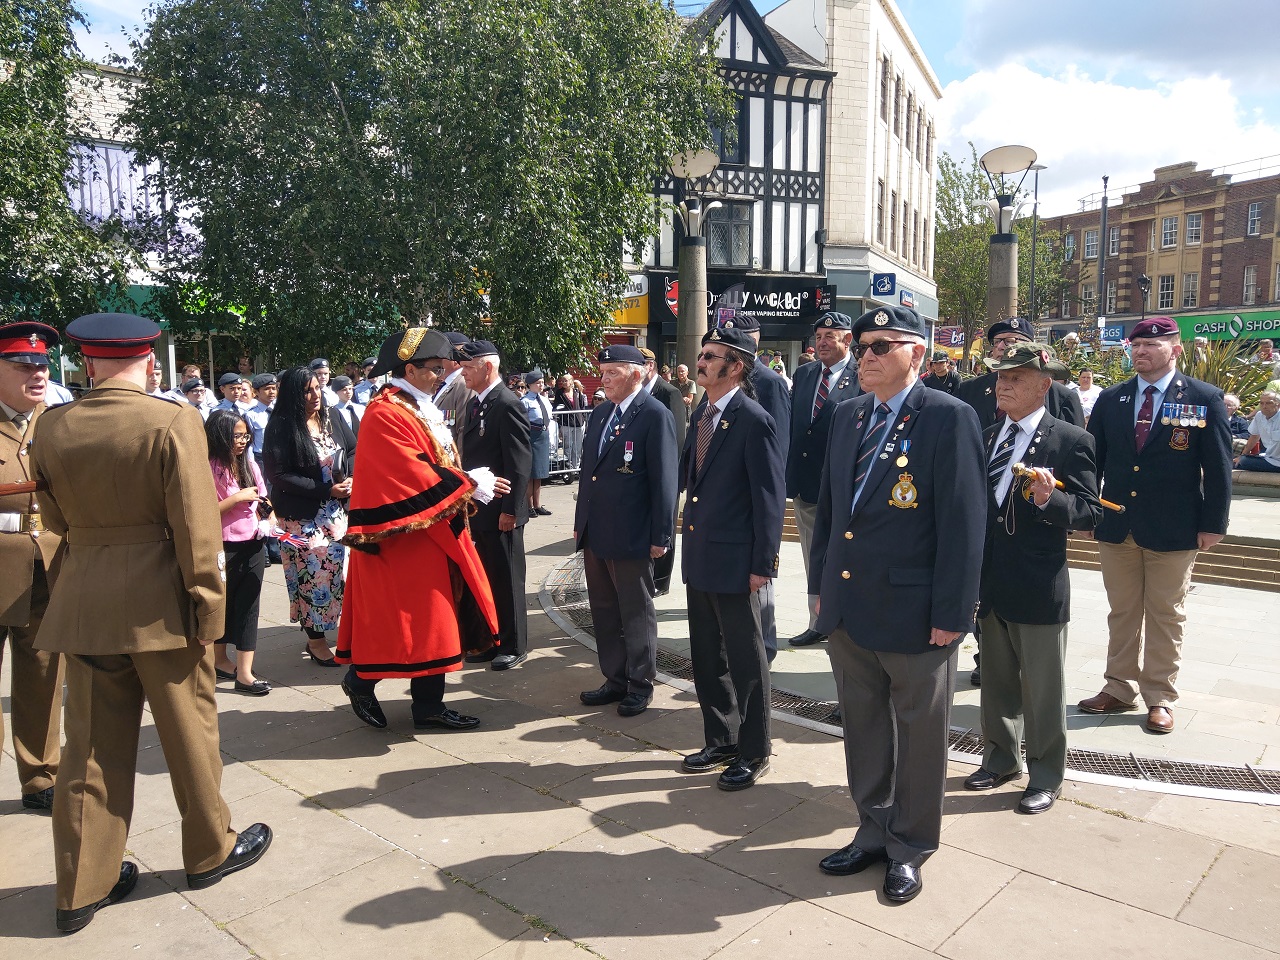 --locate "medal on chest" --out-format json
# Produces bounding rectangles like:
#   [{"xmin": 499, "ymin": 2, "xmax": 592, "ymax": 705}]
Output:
[
  {"xmin": 617, "ymin": 440, "xmax": 635, "ymax": 474},
  {"xmin": 895, "ymin": 438, "xmax": 911, "ymax": 469}
]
